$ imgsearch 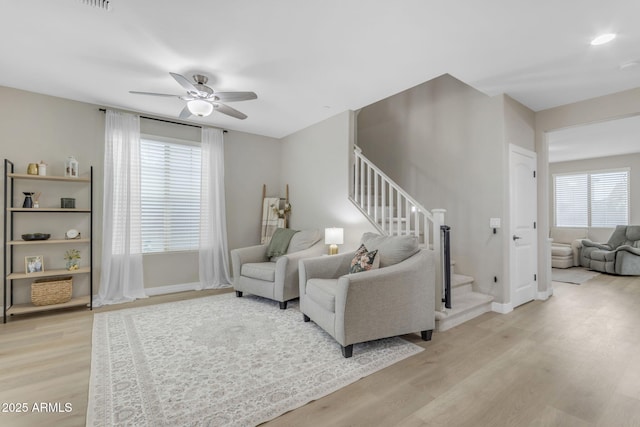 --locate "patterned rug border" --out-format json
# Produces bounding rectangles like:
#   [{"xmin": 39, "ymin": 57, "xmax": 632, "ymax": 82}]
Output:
[{"xmin": 87, "ymin": 293, "xmax": 424, "ymax": 426}]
